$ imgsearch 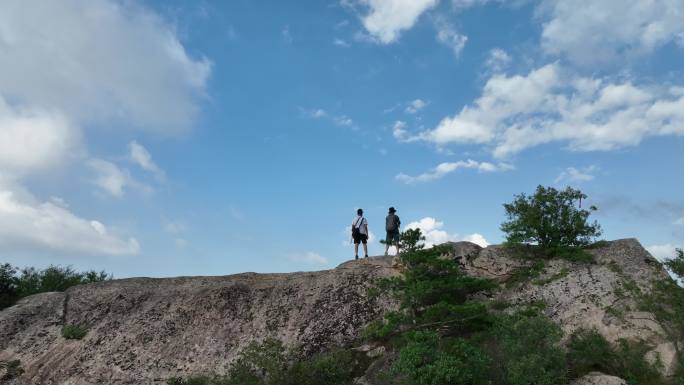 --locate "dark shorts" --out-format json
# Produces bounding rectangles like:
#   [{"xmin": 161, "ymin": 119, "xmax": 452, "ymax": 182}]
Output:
[
  {"xmin": 353, "ymin": 233, "xmax": 368, "ymax": 244},
  {"xmin": 386, "ymin": 230, "xmax": 400, "ymax": 244}
]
